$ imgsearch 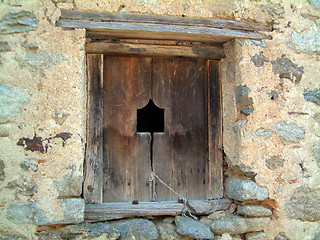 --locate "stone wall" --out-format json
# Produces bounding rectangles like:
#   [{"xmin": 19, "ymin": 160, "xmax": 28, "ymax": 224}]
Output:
[{"xmin": 0, "ymin": 0, "xmax": 319, "ymax": 239}]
